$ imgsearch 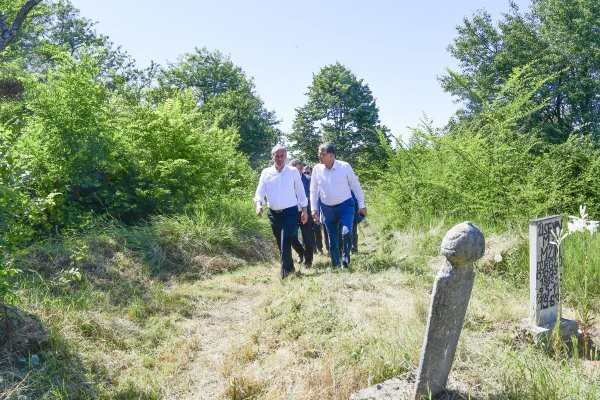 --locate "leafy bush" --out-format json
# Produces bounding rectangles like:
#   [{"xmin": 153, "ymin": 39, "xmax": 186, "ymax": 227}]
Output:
[
  {"xmin": 3, "ymin": 51, "xmax": 253, "ymax": 230},
  {"xmin": 371, "ymin": 65, "xmax": 600, "ymax": 230},
  {"xmin": 114, "ymin": 90, "xmax": 253, "ymax": 220}
]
